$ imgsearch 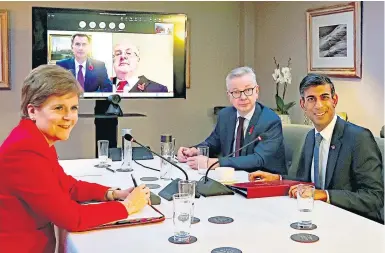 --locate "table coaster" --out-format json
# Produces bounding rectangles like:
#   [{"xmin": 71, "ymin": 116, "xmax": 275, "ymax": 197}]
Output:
[
  {"xmin": 94, "ymin": 164, "xmax": 111, "ymax": 168},
  {"xmin": 116, "ymin": 168, "xmax": 133, "ymax": 172},
  {"xmin": 140, "ymin": 177, "xmax": 159, "ymax": 181},
  {"xmin": 211, "ymin": 247, "xmax": 242, "ymax": 253},
  {"xmin": 168, "ymin": 235, "xmax": 197, "ymax": 244},
  {"xmin": 290, "ymin": 222, "xmax": 317, "ymax": 230},
  {"xmin": 191, "ymin": 217, "xmax": 200, "ymax": 224},
  {"xmin": 145, "ymin": 184, "xmax": 161, "ymax": 189},
  {"xmin": 290, "ymin": 233, "xmax": 319, "ymax": 243},
  {"xmin": 208, "ymin": 216, "xmax": 234, "ymax": 224}
]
